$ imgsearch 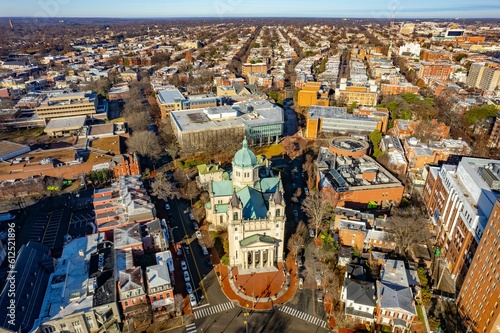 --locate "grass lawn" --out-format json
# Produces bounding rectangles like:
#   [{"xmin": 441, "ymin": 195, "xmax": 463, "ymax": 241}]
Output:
[{"xmin": 254, "ymin": 144, "xmax": 283, "ymax": 158}]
